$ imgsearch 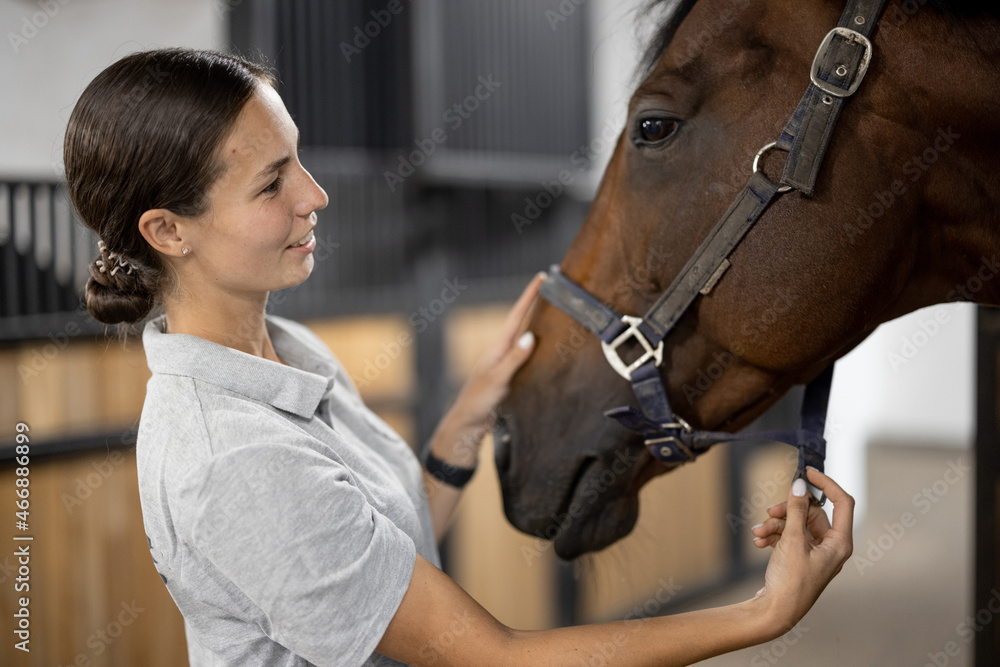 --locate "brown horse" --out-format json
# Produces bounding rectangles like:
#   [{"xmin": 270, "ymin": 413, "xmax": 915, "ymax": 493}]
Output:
[{"xmin": 497, "ymin": 0, "xmax": 1000, "ymax": 559}]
